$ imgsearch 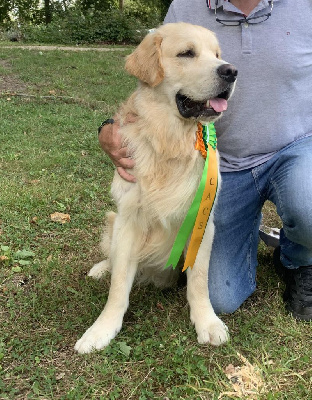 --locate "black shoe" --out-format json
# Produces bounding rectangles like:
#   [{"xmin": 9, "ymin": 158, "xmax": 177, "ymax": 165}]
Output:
[{"xmin": 273, "ymin": 247, "xmax": 312, "ymax": 321}]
